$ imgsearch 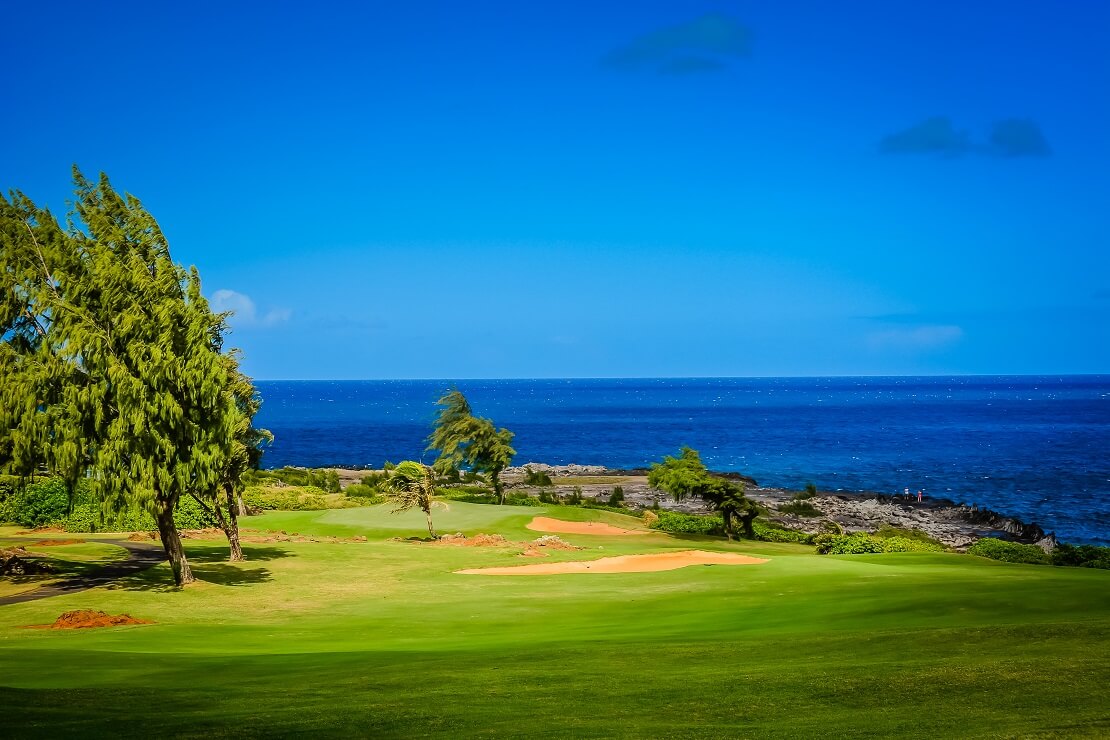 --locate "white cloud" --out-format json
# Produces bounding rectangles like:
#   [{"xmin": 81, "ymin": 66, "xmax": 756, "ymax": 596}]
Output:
[
  {"xmin": 866, "ymin": 324, "xmax": 963, "ymax": 352},
  {"xmin": 210, "ymin": 289, "xmax": 291, "ymax": 328}
]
